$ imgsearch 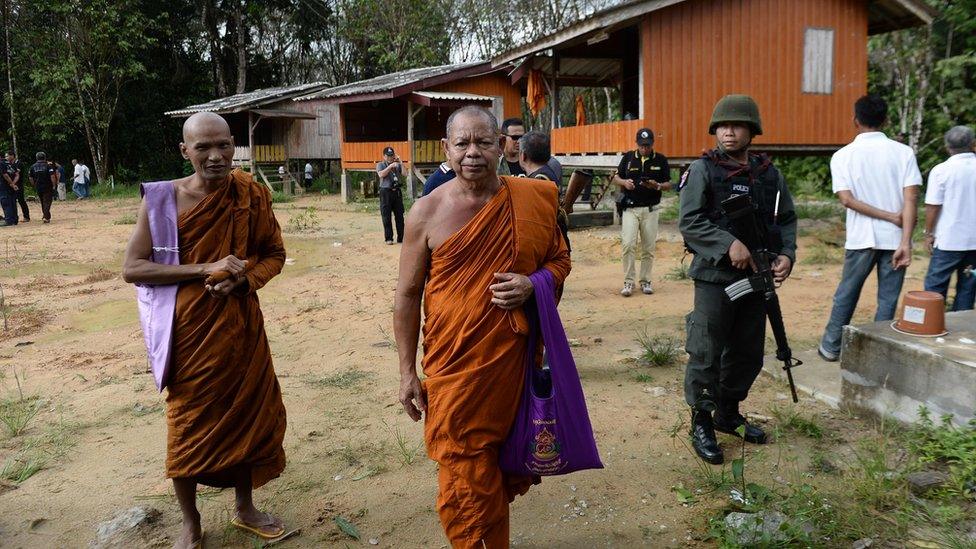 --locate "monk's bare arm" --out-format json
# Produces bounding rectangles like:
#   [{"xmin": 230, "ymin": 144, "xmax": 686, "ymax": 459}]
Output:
[
  {"xmin": 394, "ymin": 199, "xmax": 431, "ymax": 421},
  {"xmin": 121, "ymin": 199, "xmax": 245, "ymax": 285}
]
